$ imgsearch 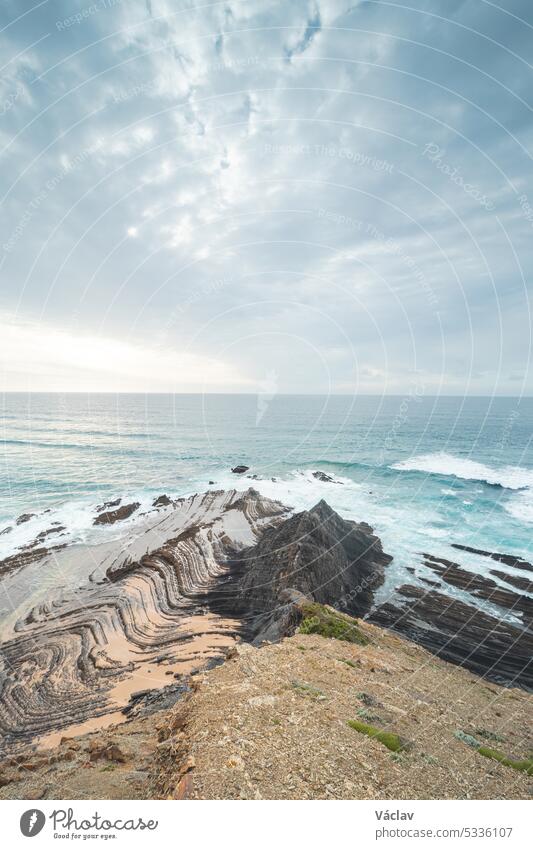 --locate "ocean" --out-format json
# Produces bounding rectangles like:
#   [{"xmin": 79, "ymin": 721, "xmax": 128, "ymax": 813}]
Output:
[{"xmin": 1, "ymin": 393, "xmax": 532, "ymax": 610}]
